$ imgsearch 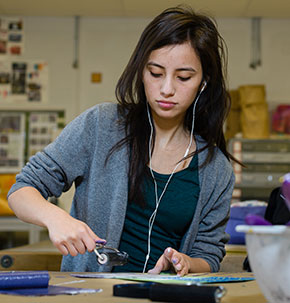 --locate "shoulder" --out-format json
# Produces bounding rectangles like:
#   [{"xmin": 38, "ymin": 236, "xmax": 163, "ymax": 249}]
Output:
[
  {"xmin": 65, "ymin": 102, "xmax": 120, "ymax": 135},
  {"xmin": 76, "ymin": 102, "xmax": 119, "ymax": 124},
  {"xmin": 48, "ymin": 102, "xmax": 122, "ymax": 152}
]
